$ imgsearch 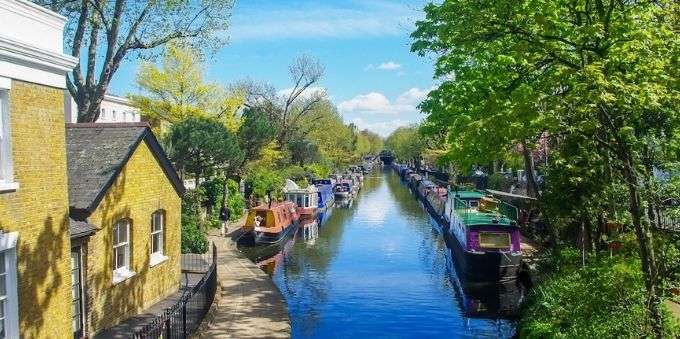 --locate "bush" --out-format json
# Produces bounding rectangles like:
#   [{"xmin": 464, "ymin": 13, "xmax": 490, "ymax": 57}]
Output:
[
  {"xmin": 226, "ymin": 179, "xmax": 245, "ymax": 221},
  {"xmin": 181, "ymin": 214, "xmax": 208, "ymax": 254},
  {"xmin": 181, "ymin": 188, "xmax": 208, "ymax": 254},
  {"xmin": 519, "ymin": 249, "xmax": 680, "ymax": 338},
  {"xmin": 487, "ymin": 172, "xmax": 510, "ymax": 191}
]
